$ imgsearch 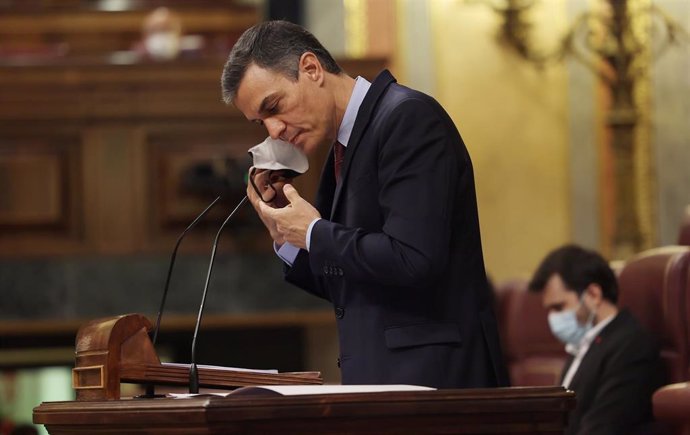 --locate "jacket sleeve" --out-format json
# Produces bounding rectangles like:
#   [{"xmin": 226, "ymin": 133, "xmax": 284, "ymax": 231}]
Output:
[
  {"xmin": 284, "ymin": 249, "xmax": 331, "ymax": 301},
  {"xmin": 309, "ymin": 97, "xmax": 465, "ymax": 288}
]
